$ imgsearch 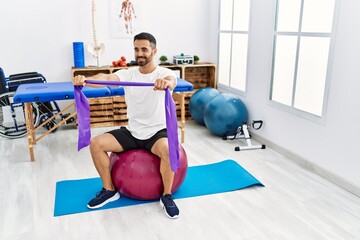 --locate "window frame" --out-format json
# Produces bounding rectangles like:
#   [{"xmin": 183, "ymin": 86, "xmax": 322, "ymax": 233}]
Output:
[
  {"xmin": 217, "ymin": 0, "xmax": 251, "ymax": 96},
  {"xmin": 269, "ymin": 0, "xmax": 339, "ymax": 124}
]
